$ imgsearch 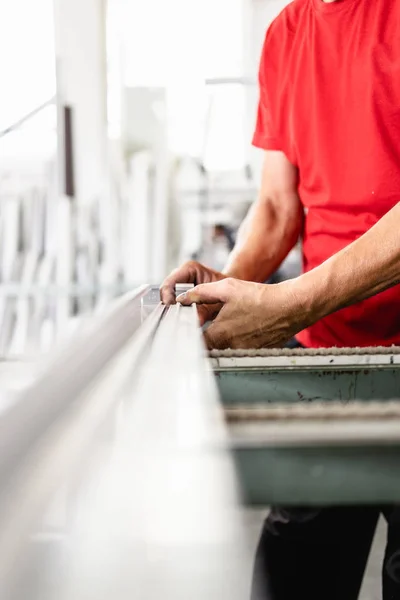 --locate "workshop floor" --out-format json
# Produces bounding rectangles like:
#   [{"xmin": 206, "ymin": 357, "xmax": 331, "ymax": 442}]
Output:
[{"xmin": 245, "ymin": 511, "xmax": 385, "ymax": 600}]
